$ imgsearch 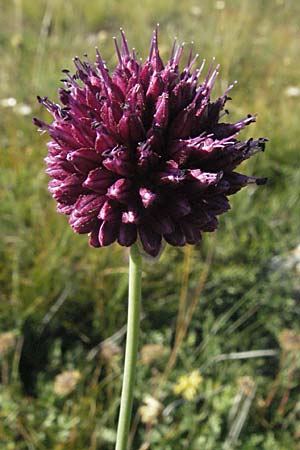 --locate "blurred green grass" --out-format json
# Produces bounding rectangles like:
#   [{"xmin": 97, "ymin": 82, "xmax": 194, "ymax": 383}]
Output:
[{"xmin": 1, "ymin": 0, "xmax": 300, "ymax": 448}]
